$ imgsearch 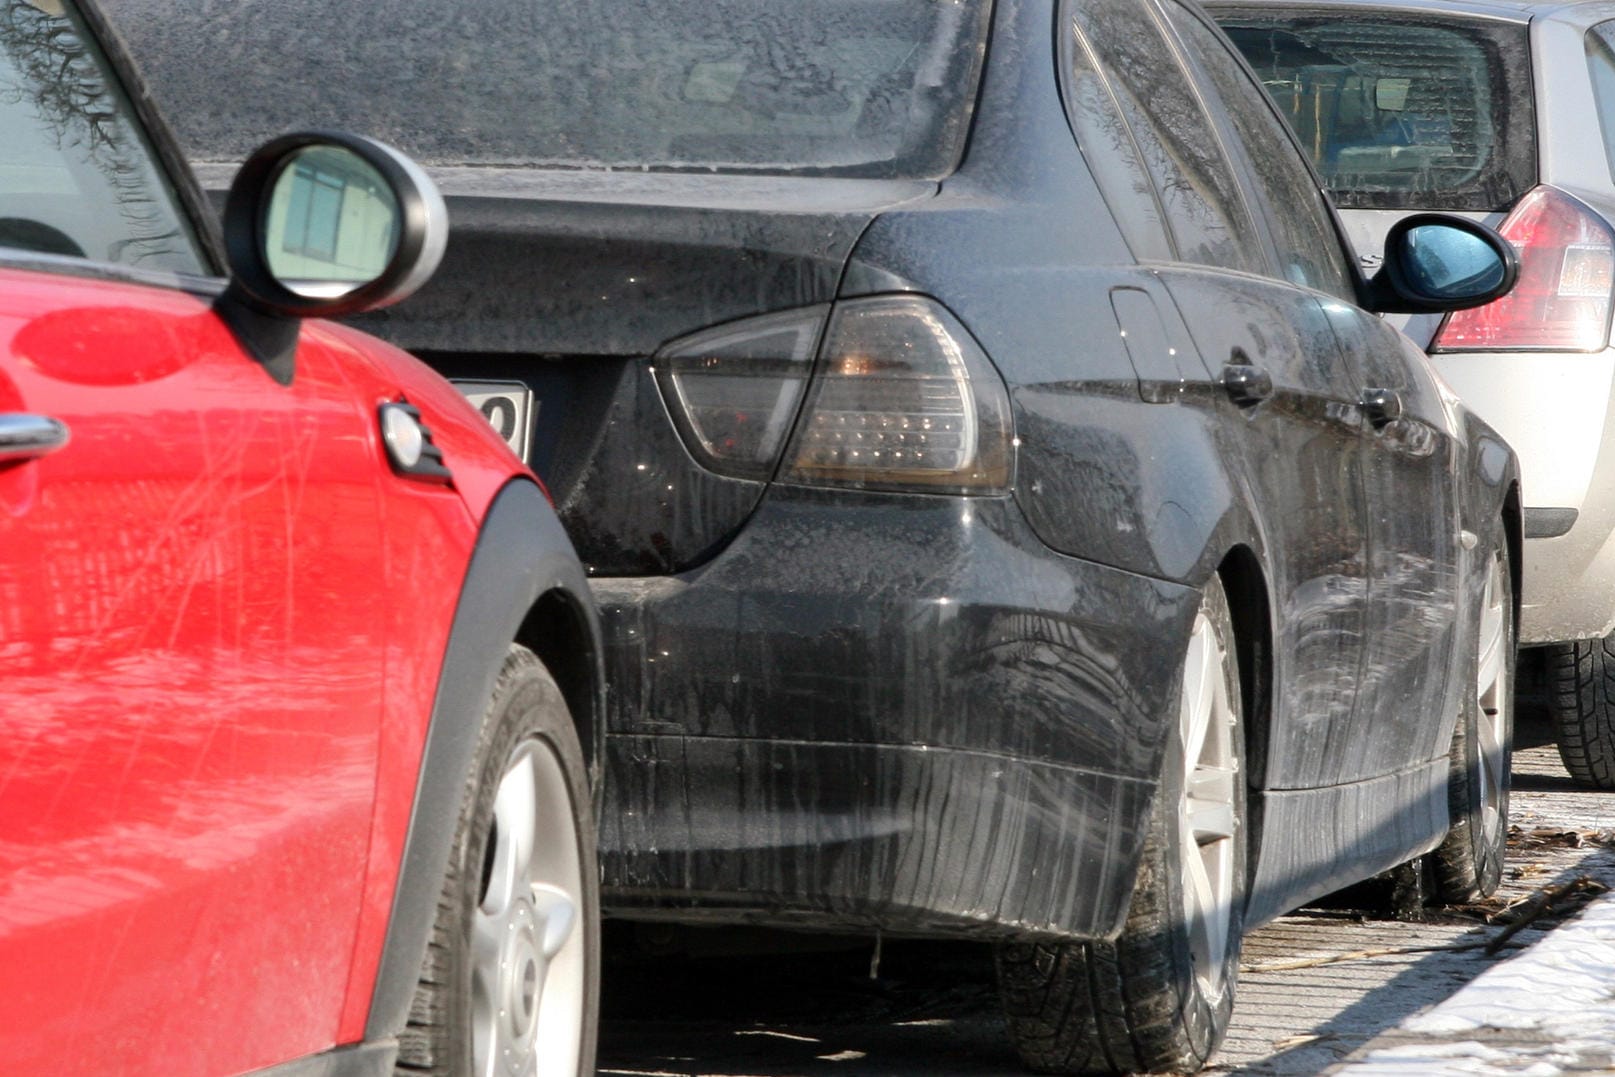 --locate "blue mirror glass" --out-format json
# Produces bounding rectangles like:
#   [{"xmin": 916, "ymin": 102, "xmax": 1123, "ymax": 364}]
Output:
[{"xmin": 1399, "ymin": 224, "xmax": 1506, "ymax": 300}]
